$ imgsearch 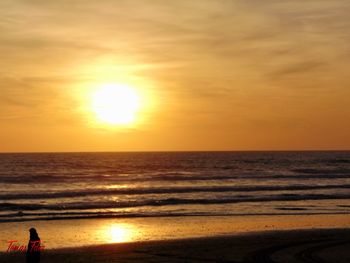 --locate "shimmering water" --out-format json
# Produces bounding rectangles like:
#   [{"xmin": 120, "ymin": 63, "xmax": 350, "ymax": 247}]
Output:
[{"xmin": 0, "ymin": 151, "xmax": 349, "ymax": 222}]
